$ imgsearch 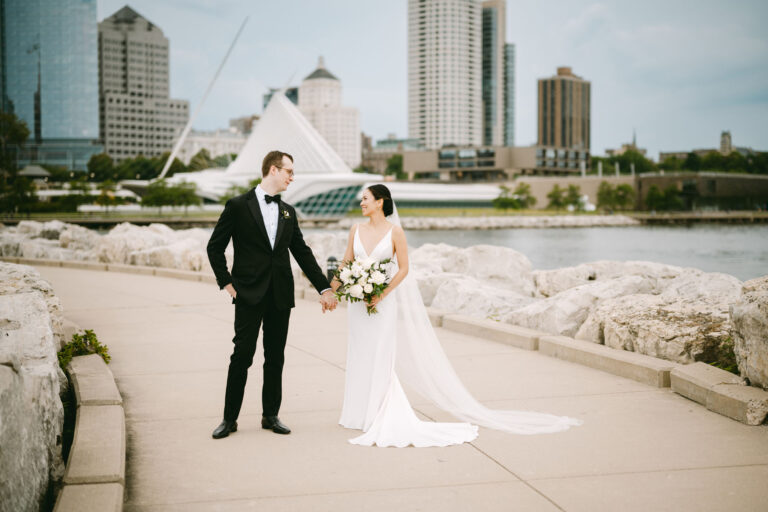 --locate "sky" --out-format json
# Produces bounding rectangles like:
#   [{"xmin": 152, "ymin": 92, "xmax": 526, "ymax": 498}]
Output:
[{"xmin": 97, "ymin": 0, "xmax": 768, "ymax": 160}]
